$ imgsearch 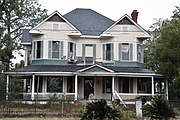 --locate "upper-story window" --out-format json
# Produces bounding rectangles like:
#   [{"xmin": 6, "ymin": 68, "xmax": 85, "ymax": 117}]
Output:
[
  {"xmin": 48, "ymin": 41, "xmax": 64, "ymax": 59},
  {"xmin": 68, "ymin": 42, "xmax": 76, "ymax": 59},
  {"xmin": 137, "ymin": 44, "xmax": 143, "ymax": 63},
  {"xmin": 103, "ymin": 43, "xmax": 113, "ymax": 61},
  {"xmin": 33, "ymin": 41, "xmax": 43, "ymax": 59},
  {"xmin": 122, "ymin": 26, "xmax": 129, "ymax": 33},
  {"xmin": 119, "ymin": 43, "xmax": 133, "ymax": 61},
  {"xmin": 52, "ymin": 23, "xmax": 59, "ymax": 30}
]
